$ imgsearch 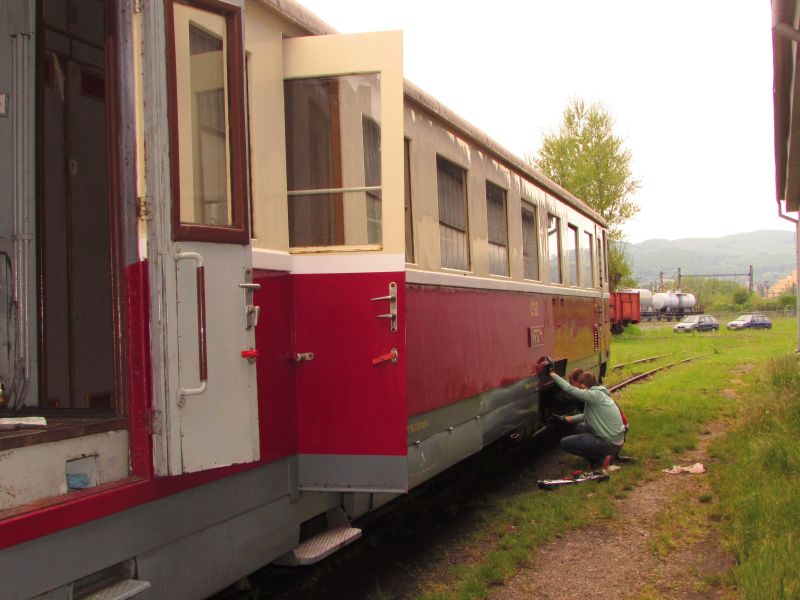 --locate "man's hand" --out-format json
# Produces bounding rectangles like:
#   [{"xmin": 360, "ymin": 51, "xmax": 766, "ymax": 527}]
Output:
[
  {"xmin": 548, "ymin": 414, "xmax": 569, "ymax": 426},
  {"xmin": 541, "ymin": 356, "xmax": 555, "ymax": 374}
]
